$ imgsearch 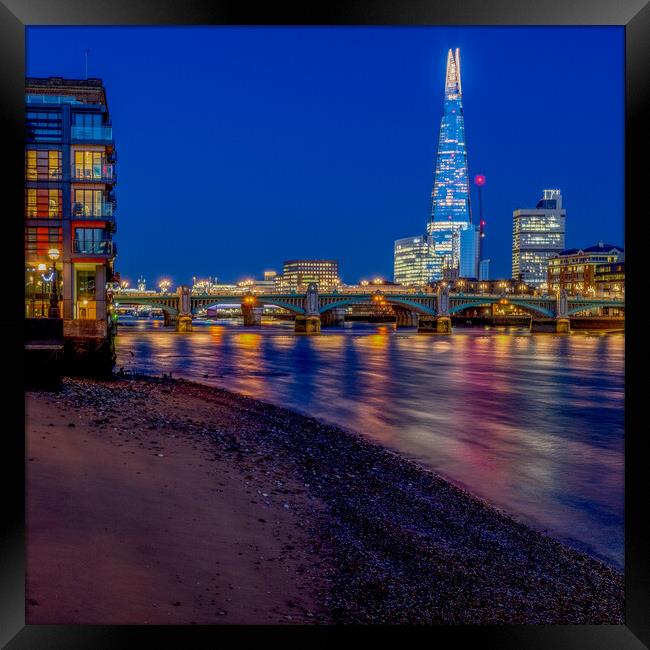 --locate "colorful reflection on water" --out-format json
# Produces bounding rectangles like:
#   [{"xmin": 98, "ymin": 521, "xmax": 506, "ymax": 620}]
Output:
[{"xmin": 116, "ymin": 320, "xmax": 624, "ymax": 569}]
